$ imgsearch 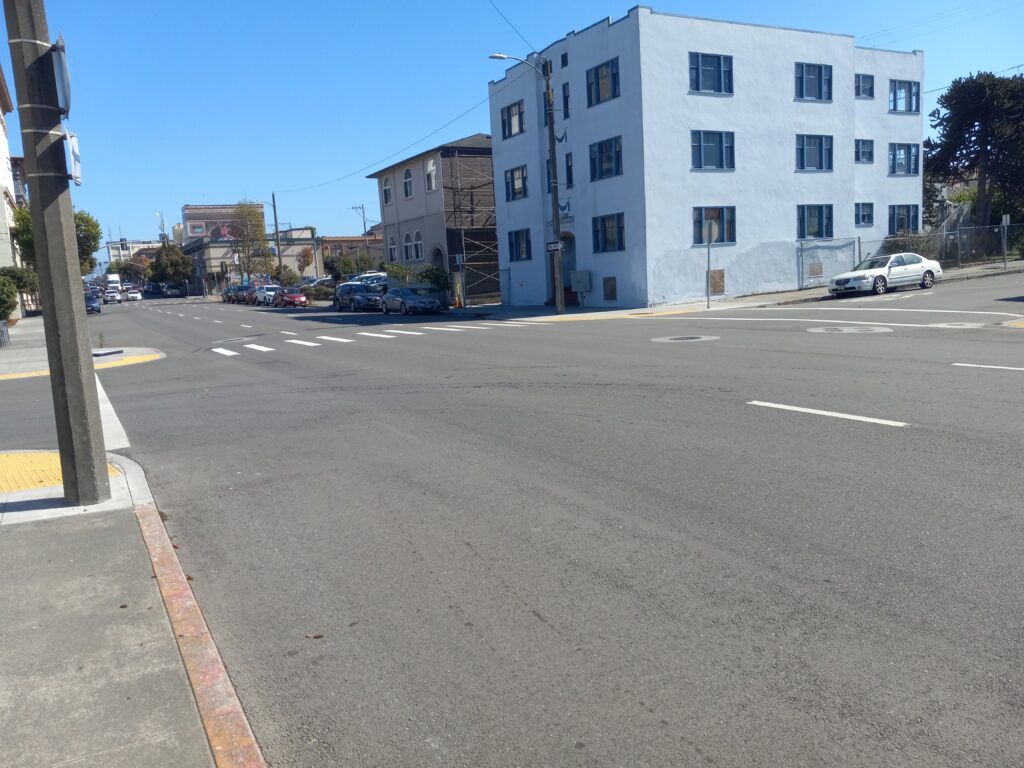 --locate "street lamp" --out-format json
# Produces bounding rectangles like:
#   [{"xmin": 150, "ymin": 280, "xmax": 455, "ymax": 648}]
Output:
[{"xmin": 490, "ymin": 52, "xmax": 565, "ymax": 314}]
